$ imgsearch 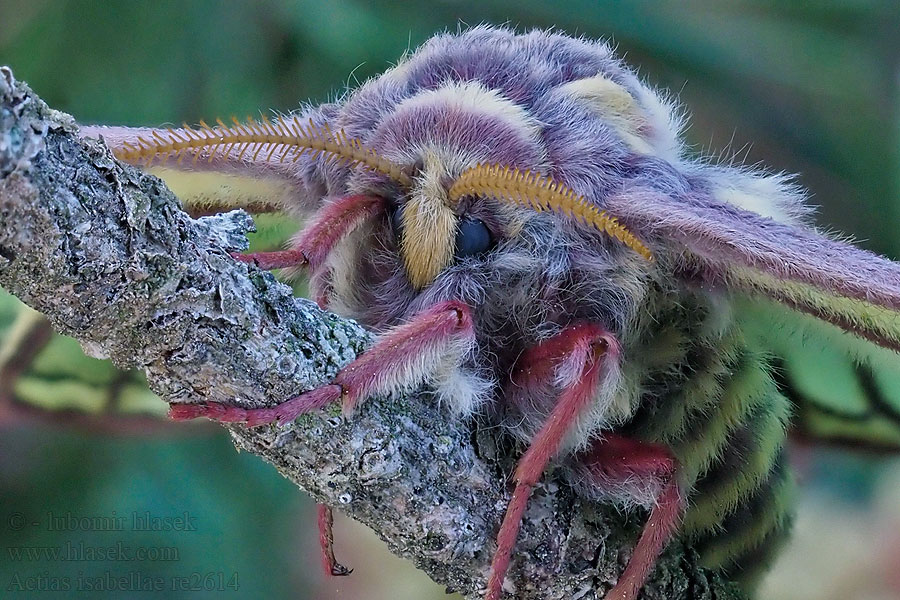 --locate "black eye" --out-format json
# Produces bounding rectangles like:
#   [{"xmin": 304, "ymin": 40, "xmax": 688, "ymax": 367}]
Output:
[
  {"xmin": 389, "ymin": 202, "xmax": 404, "ymax": 241},
  {"xmin": 455, "ymin": 218, "xmax": 493, "ymax": 258}
]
